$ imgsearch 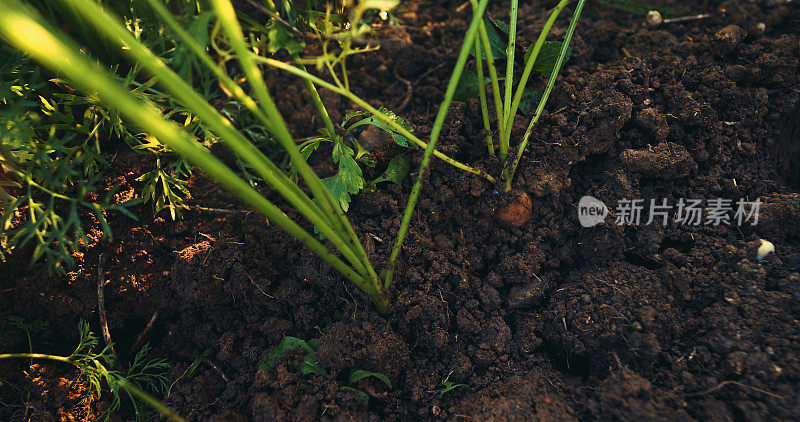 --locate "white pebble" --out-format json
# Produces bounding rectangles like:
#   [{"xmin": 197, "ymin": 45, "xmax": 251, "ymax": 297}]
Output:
[
  {"xmin": 757, "ymin": 239, "xmax": 775, "ymax": 260},
  {"xmin": 647, "ymin": 11, "xmax": 663, "ymax": 26}
]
